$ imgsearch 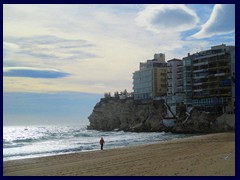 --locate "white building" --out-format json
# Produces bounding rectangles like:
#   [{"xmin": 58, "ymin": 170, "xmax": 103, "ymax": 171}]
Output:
[
  {"xmin": 133, "ymin": 53, "xmax": 167, "ymax": 100},
  {"xmin": 167, "ymin": 58, "xmax": 184, "ymax": 106}
]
